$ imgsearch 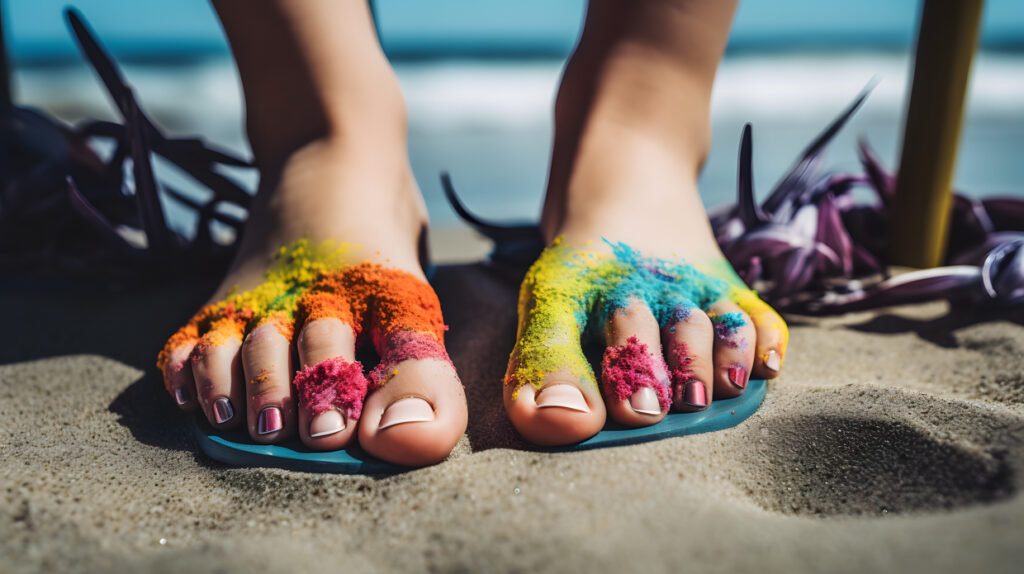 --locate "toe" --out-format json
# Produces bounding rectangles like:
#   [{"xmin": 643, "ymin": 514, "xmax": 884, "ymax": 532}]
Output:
[
  {"xmin": 190, "ymin": 331, "xmax": 244, "ymax": 429},
  {"xmin": 504, "ymin": 375, "xmax": 606, "ymax": 446},
  {"xmin": 706, "ymin": 301, "xmax": 756, "ymax": 400},
  {"xmin": 162, "ymin": 343, "xmax": 199, "ymax": 412},
  {"xmin": 661, "ymin": 305, "xmax": 715, "ymax": 412},
  {"xmin": 241, "ymin": 321, "xmax": 296, "ymax": 443},
  {"xmin": 601, "ymin": 300, "xmax": 670, "ymax": 426},
  {"xmin": 294, "ymin": 318, "xmax": 360, "ymax": 450},
  {"xmin": 731, "ymin": 290, "xmax": 789, "ymax": 379},
  {"xmin": 358, "ymin": 353, "xmax": 467, "ymax": 467}
]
